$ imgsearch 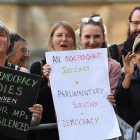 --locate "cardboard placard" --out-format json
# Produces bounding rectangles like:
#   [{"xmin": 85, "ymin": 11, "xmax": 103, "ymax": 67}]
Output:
[{"xmin": 0, "ymin": 66, "xmax": 42, "ymax": 139}]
